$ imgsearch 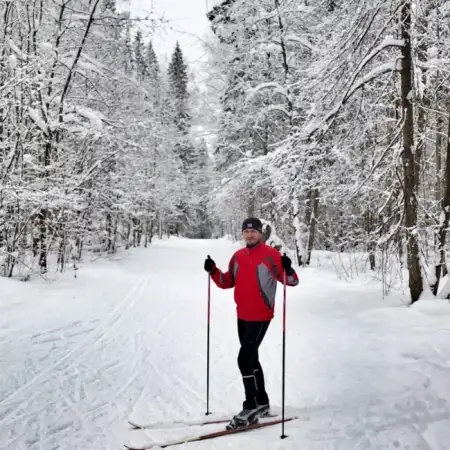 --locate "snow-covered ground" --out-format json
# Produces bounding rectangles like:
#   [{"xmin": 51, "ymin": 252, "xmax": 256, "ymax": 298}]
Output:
[{"xmin": 1, "ymin": 237, "xmax": 450, "ymax": 449}]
